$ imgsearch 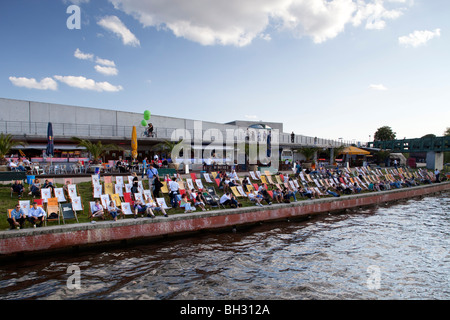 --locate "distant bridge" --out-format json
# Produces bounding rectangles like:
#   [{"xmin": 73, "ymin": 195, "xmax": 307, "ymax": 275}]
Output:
[{"xmin": 368, "ymin": 136, "xmax": 450, "ymax": 153}]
